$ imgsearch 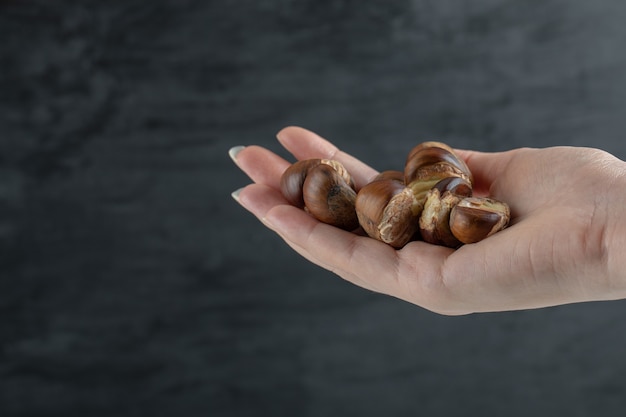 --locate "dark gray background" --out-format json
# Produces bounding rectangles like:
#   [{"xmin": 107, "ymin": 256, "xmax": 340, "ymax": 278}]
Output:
[{"xmin": 2, "ymin": 1, "xmax": 626, "ymax": 416}]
